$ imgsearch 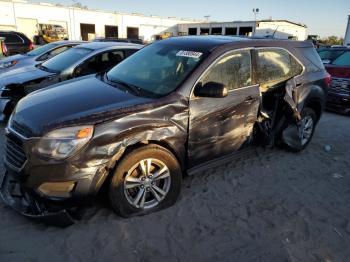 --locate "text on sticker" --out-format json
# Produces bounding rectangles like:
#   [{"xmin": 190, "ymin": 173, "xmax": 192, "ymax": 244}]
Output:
[{"xmin": 176, "ymin": 50, "xmax": 203, "ymax": 59}]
